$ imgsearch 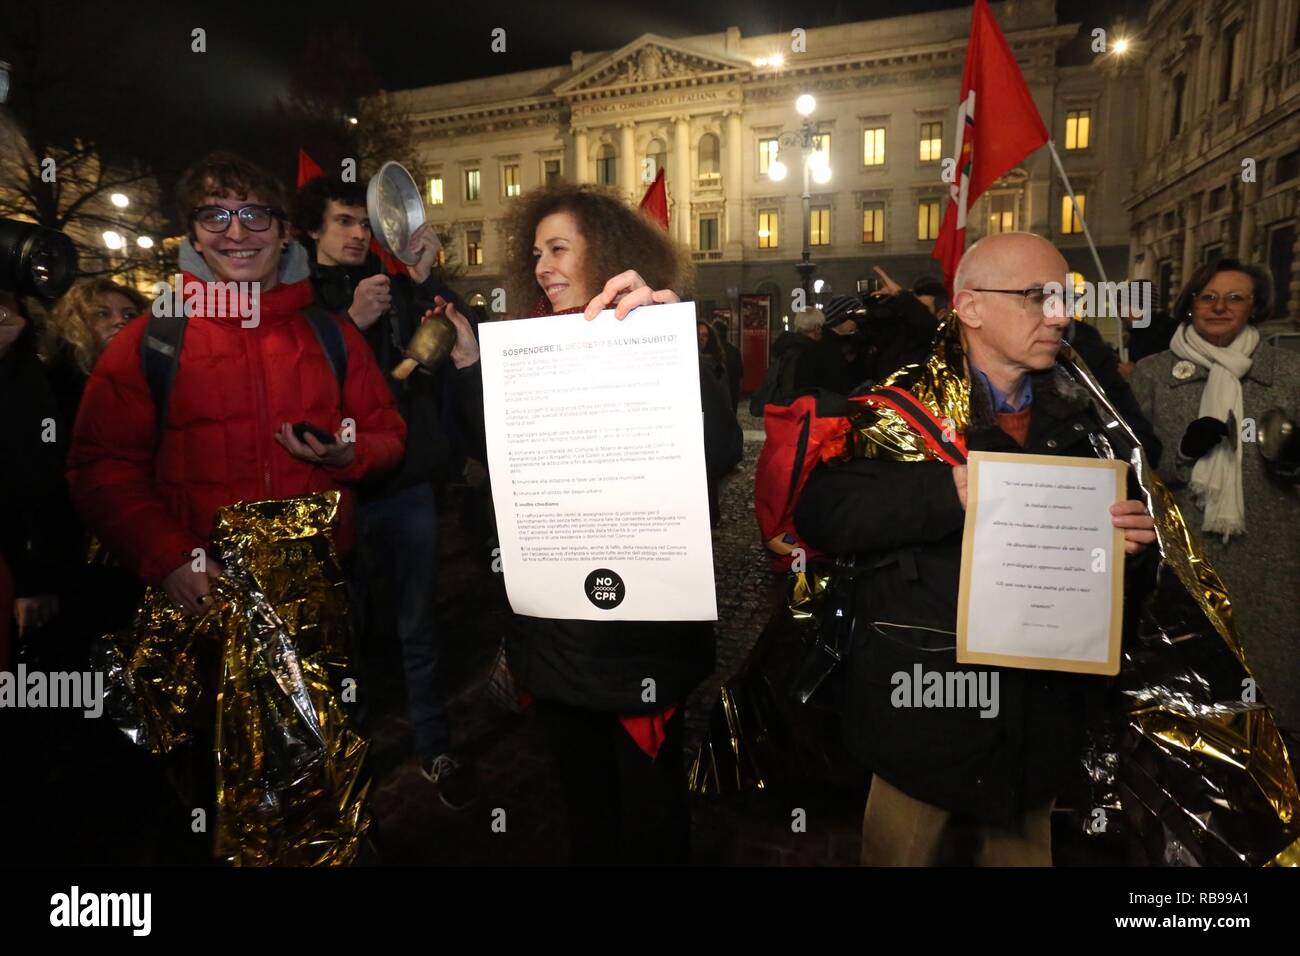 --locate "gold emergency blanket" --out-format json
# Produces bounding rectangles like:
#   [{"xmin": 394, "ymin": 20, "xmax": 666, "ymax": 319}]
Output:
[
  {"xmin": 95, "ymin": 493, "xmax": 370, "ymax": 866},
  {"xmin": 692, "ymin": 317, "xmax": 1300, "ymax": 866}
]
